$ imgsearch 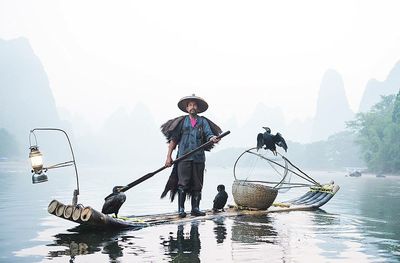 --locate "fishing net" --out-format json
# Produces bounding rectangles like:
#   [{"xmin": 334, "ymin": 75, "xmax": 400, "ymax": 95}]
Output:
[{"xmin": 233, "ymin": 147, "xmax": 318, "ymax": 193}]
